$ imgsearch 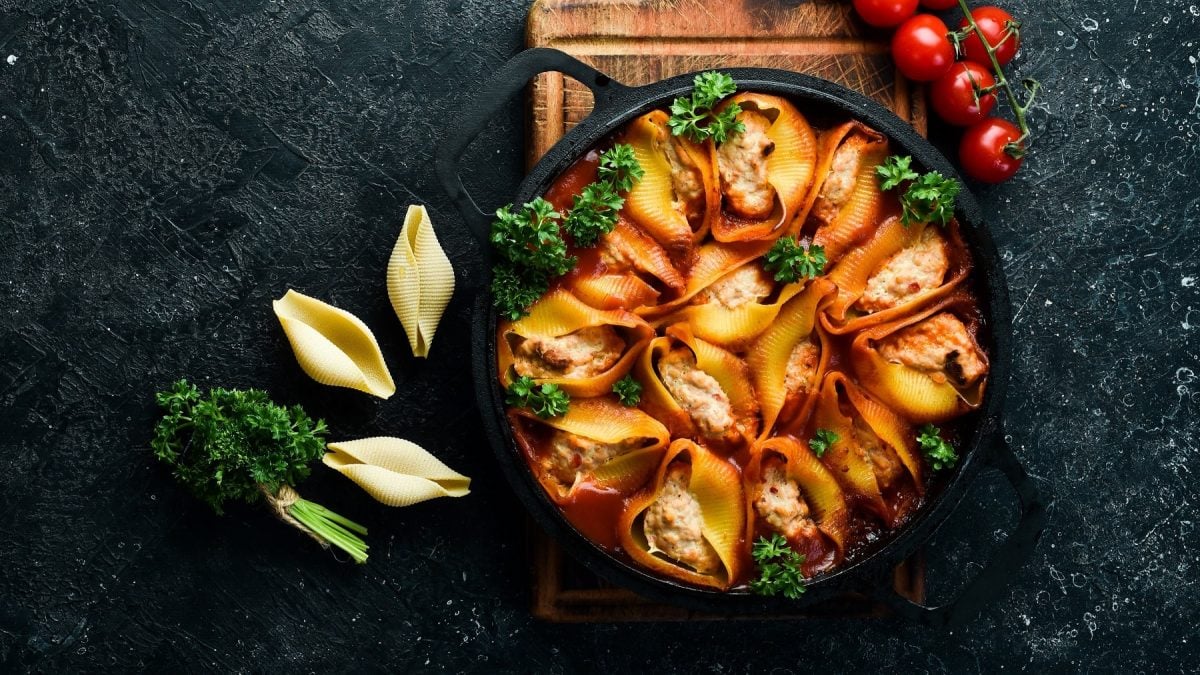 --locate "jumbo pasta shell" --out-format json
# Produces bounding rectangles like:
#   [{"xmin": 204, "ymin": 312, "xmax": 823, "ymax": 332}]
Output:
[
  {"xmin": 387, "ymin": 204, "xmax": 455, "ymax": 358},
  {"xmin": 622, "ymin": 111, "xmax": 718, "ymax": 255},
  {"xmin": 654, "ymin": 272, "xmax": 806, "ymax": 350},
  {"xmin": 508, "ymin": 397, "xmax": 671, "ymax": 501},
  {"xmin": 497, "ymin": 289, "xmax": 654, "ymax": 397},
  {"xmin": 804, "ymin": 121, "xmax": 890, "ymax": 263},
  {"xmin": 711, "ymin": 94, "xmax": 818, "ymax": 242},
  {"xmin": 618, "ymin": 439, "xmax": 744, "ymax": 590},
  {"xmin": 640, "ymin": 238, "xmax": 775, "ymax": 318},
  {"xmin": 747, "ymin": 278, "xmax": 838, "ymax": 438},
  {"xmin": 851, "ymin": 292, "xmax": 989, "ymax": 422},
  {"xmin": 745, "ymin": 436, "xmax": 850, "ymax": 570},
  {"xmin": 323, "ymin": 437, "xmax": 470, "ymax": 507},
  {"xmin": 823, "ymin": 218, "xmax": 971, "ymax": 335},
  {"xmin": 273, "ymin": 289, "xmax": 396, "ymax": 398}
]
